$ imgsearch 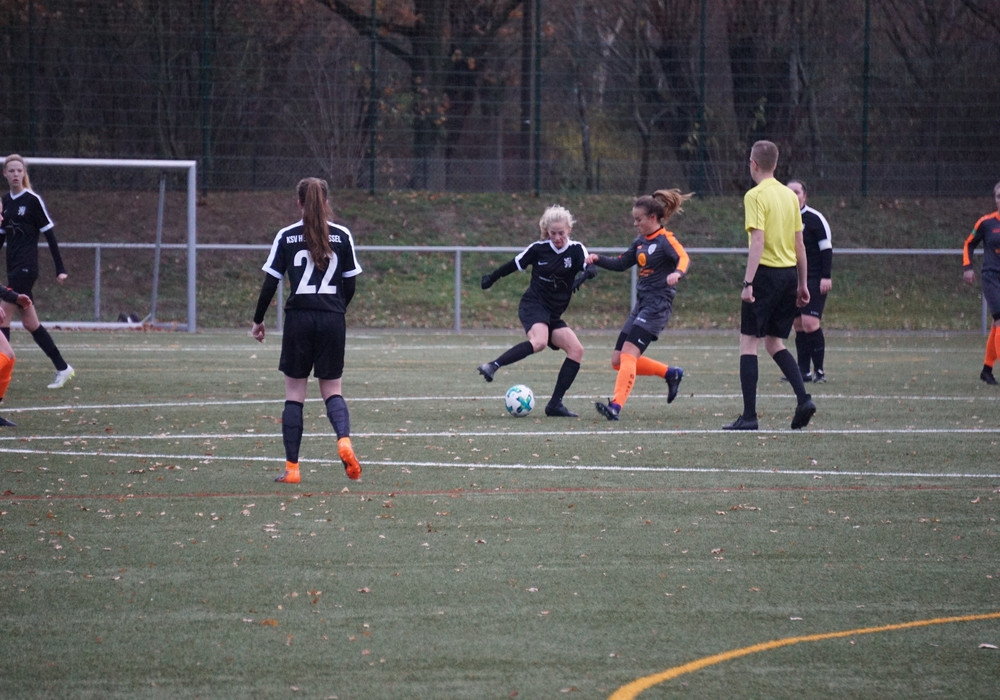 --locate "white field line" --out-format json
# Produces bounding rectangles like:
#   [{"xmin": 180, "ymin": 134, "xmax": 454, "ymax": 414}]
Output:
[
  {"xmin": 18, "ymin": 340, "xmax": 982, "ymax": 354},
  {"xmin": 2, "ymin": 426, "xmax": 999, "ymax": 442},
  {"xmin": 1, "ymin": 445, "xmax": 998, "ymax": 481},
  {"xmin": 2, "ymin": 391, "xmax": 998, "ymax": 416}
]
